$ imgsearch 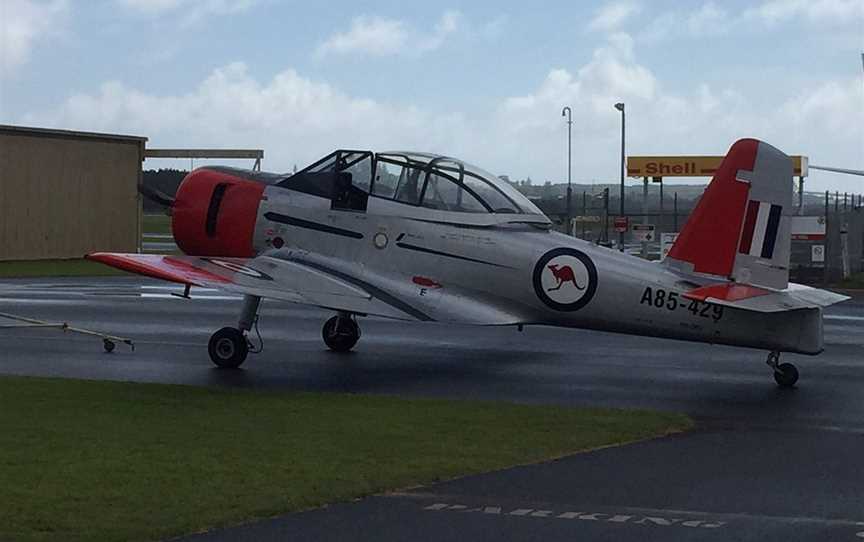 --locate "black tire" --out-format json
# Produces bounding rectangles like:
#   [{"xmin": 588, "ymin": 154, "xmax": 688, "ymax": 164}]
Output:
[
  {"xmin": 322, "ymin": 316, "xmax": 360, "ymax": 352},
  {"xmin": 208, "ymin": 327, "xmax": 248, "ymax": 368},
  {"xmin": 103, "ymin": 339, "xmax": 115, "ymax": 353},
  {"xmin": 773, "ymin": 362, "xmax": 799, "ymax": 388}
]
